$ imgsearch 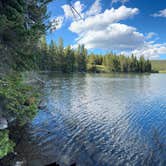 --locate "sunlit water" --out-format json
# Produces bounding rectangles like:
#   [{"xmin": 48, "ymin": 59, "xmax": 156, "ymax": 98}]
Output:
[{"xmin": 17, "ymin": 73, "xmax": 166, "ymax": 166}]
